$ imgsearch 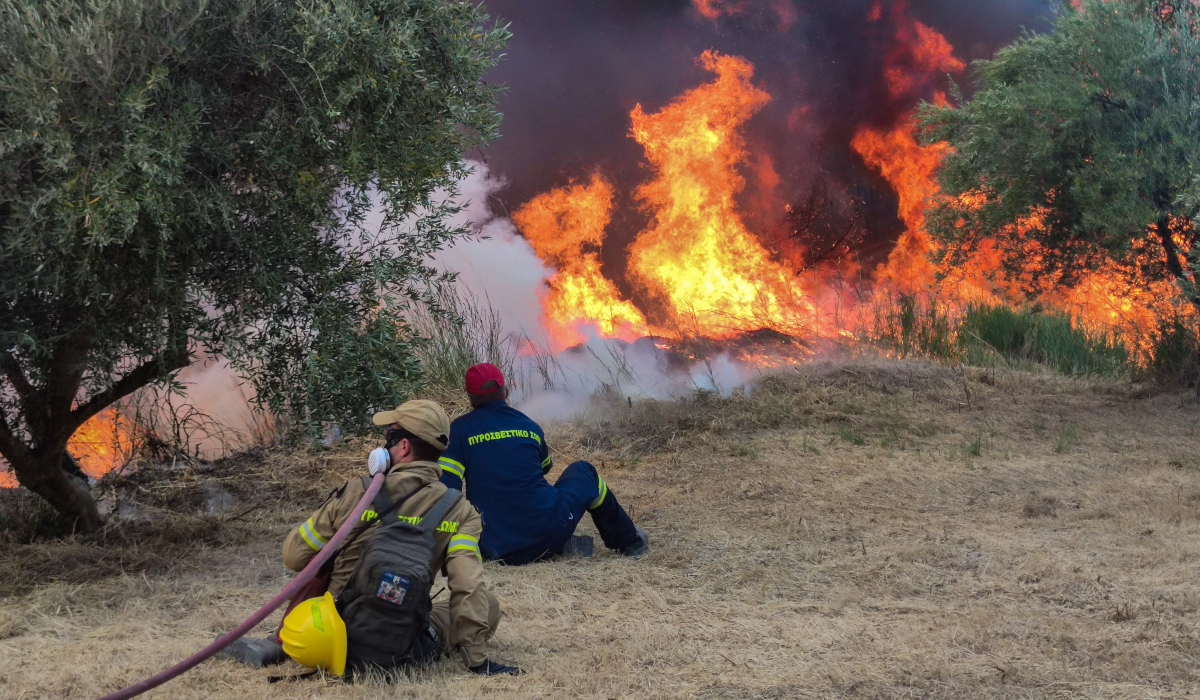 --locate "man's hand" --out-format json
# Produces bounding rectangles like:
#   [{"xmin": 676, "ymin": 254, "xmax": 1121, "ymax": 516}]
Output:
[
  {"xmin": 367, "ymin": 447, "xmax": 391, "ymax": 476},
  {"xmin": 470, "ymin": 660, "xmax": 522, "ymax": 676}
]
